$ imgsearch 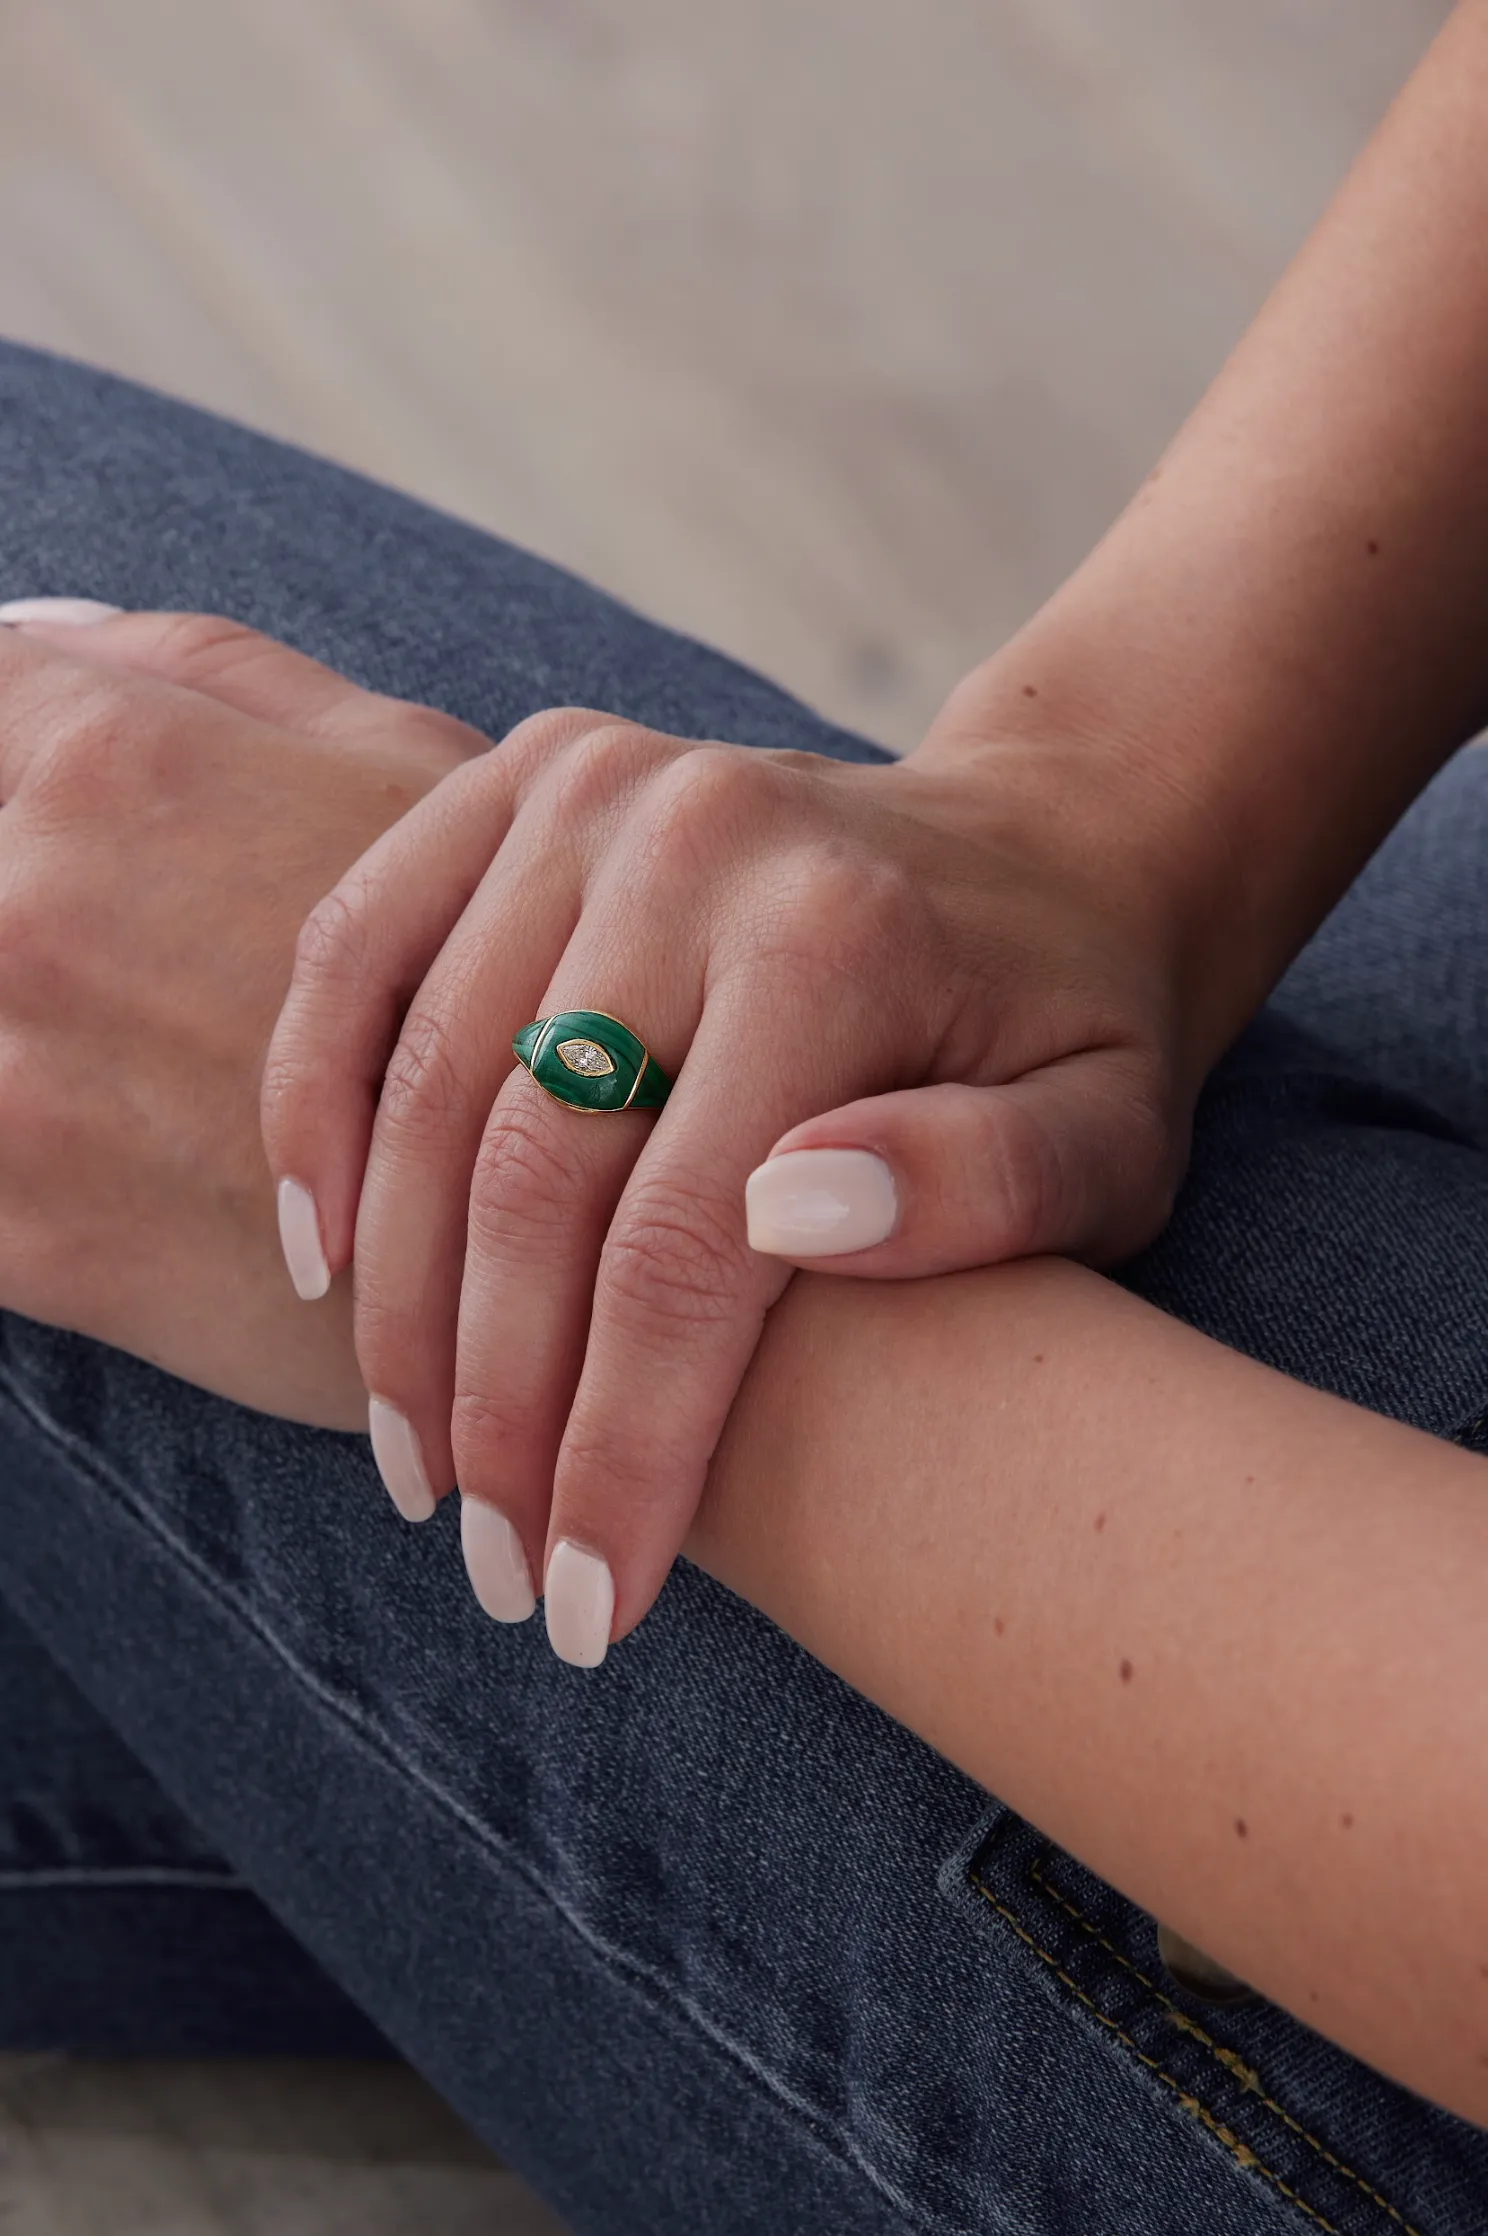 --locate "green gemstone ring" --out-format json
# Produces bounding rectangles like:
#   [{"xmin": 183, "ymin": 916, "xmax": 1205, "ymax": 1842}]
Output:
[{"xmin": 512, "ymin": 1009, "xmax": 672, "ymax": 1115}]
